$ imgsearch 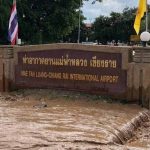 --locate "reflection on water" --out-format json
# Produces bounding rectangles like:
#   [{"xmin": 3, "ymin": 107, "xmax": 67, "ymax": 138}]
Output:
[{"xmin": 0, "ymin": 90, "xmax": 149, "ymax": 149}]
